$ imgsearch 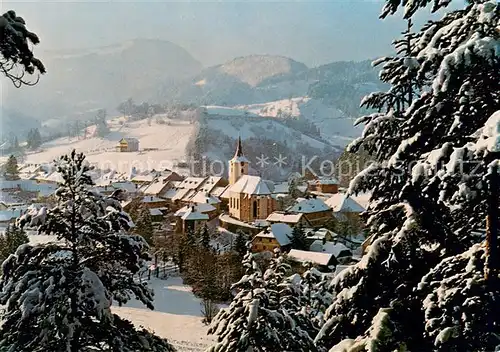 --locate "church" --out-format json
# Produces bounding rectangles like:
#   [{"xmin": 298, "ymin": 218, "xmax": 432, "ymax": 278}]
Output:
[{"xmin": 225, "ymin": 138, "xmax": 277, "ymax": 223}]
